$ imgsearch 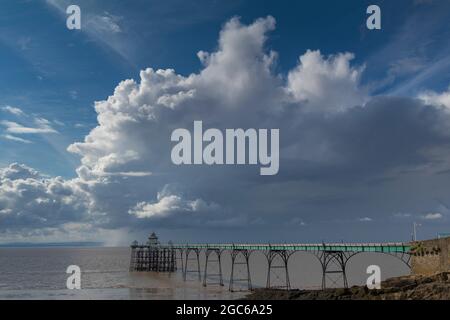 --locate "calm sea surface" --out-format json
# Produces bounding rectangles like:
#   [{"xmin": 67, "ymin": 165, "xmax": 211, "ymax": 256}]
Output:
[{"xmin": 0, "ymin": 247, "xmax": 410, "ymax": 300}]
